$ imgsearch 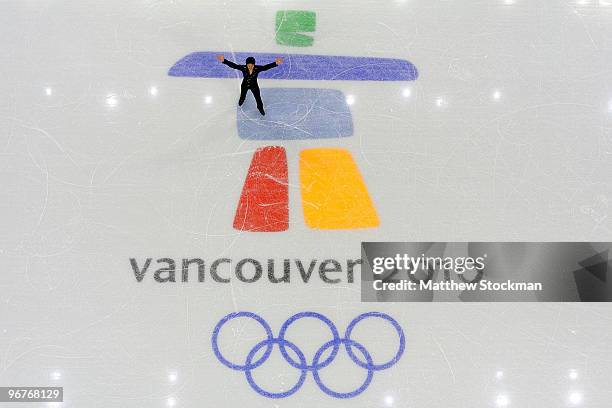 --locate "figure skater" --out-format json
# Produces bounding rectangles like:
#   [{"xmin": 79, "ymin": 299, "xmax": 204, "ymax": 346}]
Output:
[{"xmin": 216, "ymin": 55, "xmax": 283, "ymax": 115}]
